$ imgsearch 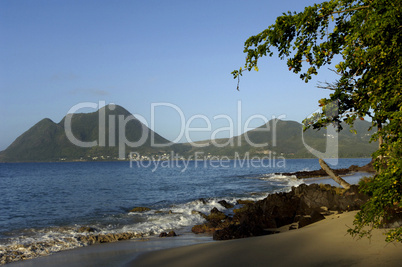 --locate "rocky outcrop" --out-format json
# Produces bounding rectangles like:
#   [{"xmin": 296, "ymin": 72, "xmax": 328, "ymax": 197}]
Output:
[
  {"xmin": 348, "ymin": 160, "xmax": 375, "ymax": 173},
  {"xmin": 282, "ymin": 168, "xmax": 352, "ymax": 179},
  {"xmin": 76, "ymin": 232, "xmax": 143, "ymax": 245},
  {"xmin": 212, "ymin": 223, "xmax": 266, "ymax": 240},
  {"xmin": 294, "ymin": 184, "xmax": 368, "ymax": 212},
  {"xmin": 191, "ymin": 208, "xmax": 231, "ymax": 234},
  {"xmin": 218, "ymin": 200, "xmax": 234, "ymax": 209},
  {"xmin": 282, "ymin": 160, "xmax": 375, "ymax": 179},
  {"xmin": 190, "ymin": 184, "xmax": 369, "ymax": 240},
  {"xmin": 235, "ymin": 192, "xmax": 301, "ymax": 229},
  {"xmin": 296, "ymin": 210, "xmax": 326, "ymax": 228}
]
